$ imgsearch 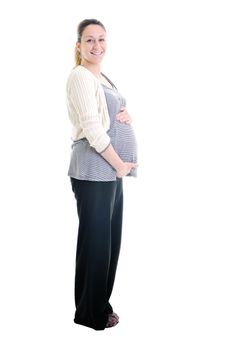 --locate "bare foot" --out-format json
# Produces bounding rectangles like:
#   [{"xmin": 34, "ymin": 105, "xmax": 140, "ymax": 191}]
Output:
[
  {"xmin": 106, "ymin": 314, "xmax": 119, "ymax": 328},
  {"xmin": 110, "ymin": 312, "xmax": 119, "ymax": 321}
]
